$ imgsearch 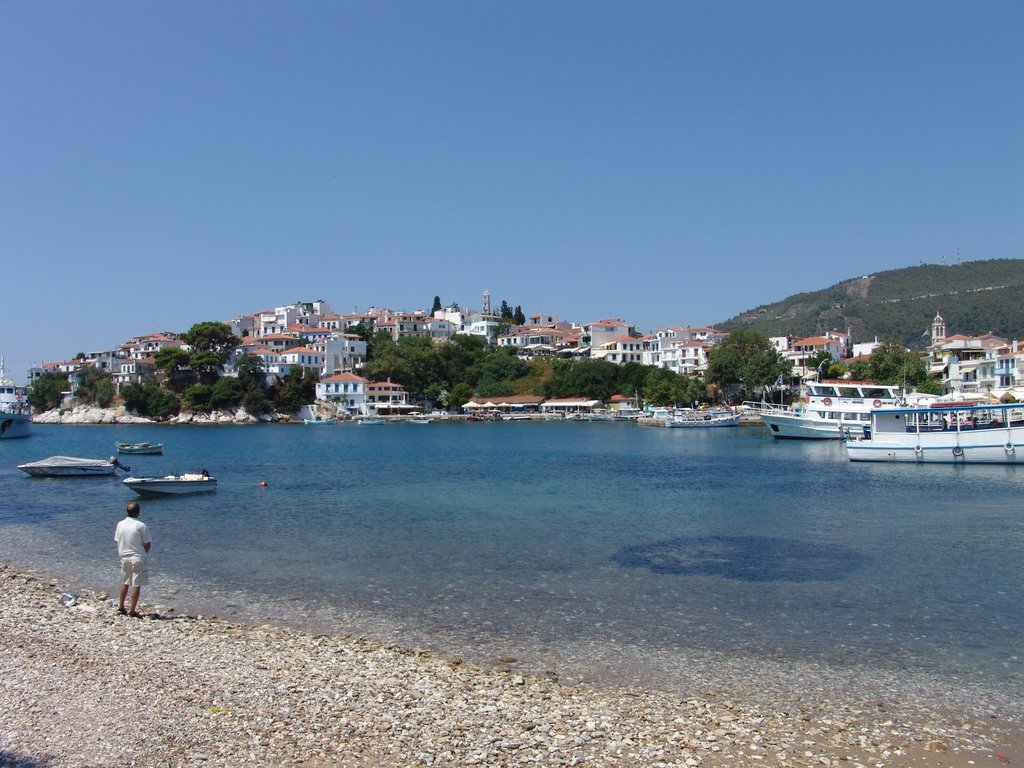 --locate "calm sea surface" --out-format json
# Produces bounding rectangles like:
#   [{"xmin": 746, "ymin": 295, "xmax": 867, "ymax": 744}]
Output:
[{"xmin": 2, "ymin": 422, "xmax": 1022, "ymax": 712}]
